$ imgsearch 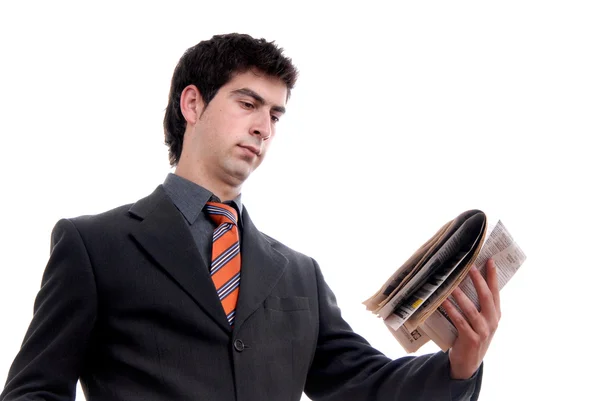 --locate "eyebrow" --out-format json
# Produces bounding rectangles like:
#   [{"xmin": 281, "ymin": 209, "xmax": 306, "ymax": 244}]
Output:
[{"xmin": 231, "ymin": 88, "xmax": 286, "ymax": 114}]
